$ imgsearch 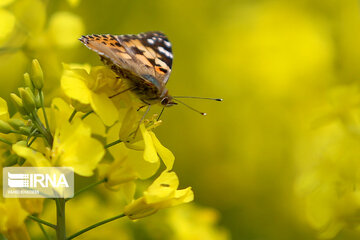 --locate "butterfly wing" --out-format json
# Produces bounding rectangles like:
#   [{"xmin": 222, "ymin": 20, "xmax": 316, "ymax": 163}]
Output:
[{"xmin": 79, "ymin": 32, "xmax": 173, "ymax": 89}]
